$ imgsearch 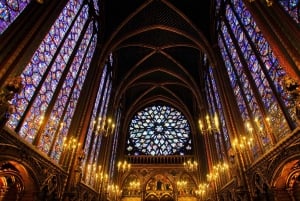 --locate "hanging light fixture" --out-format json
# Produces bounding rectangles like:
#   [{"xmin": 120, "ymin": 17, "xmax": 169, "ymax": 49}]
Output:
[
  {"xmin": 183, "ymin": 159, "xmax": 198, "ymax": 172},
  {"xmin": 117, "ymin": 160, "xmax": 131, "ymax": 173},
  {"xmin": 198, "ymin": 113, "xmax": 220, "ymax": 134},
  {"xmin": 248, "ymin": 0, "xmax": 273, "ymax": 7},
  {"xmin": 92, "ymin": 117, "xmax": 115, "ymax": 136}
]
